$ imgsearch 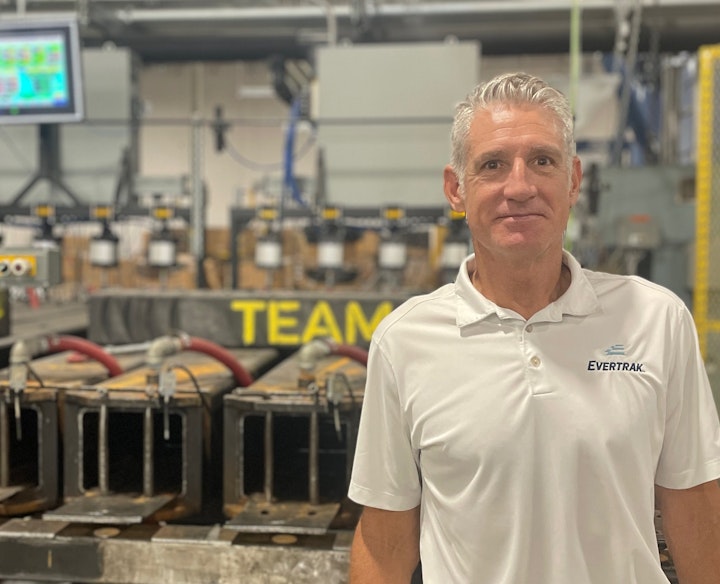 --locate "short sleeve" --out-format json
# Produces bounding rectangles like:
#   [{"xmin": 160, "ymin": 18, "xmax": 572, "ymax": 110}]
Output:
[
  {"xmin": 655, "ymin": 304, "xmax": 720, "ymax": 488},
  {"xmin": 348, "ymin": 338, "xmax": 422, "ymax": 510}
]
